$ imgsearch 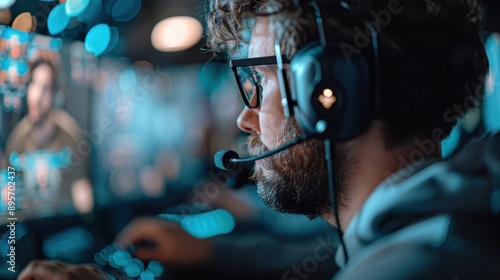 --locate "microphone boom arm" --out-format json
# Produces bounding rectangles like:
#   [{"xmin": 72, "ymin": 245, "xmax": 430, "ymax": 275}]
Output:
[{"xmin": 231, "ymin": 133, "xmax": 315, "ymax": 163}]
